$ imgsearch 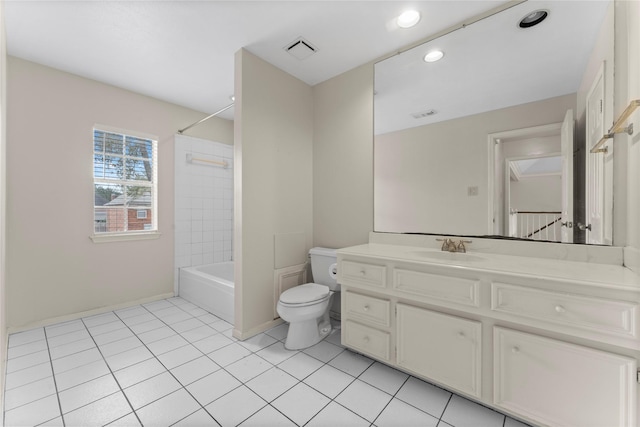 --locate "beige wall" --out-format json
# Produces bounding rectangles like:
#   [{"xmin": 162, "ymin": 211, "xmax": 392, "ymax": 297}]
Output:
[
  {"xmin": 233, "ymin": 49, "xmax": 313, "ymax": 338},
  {"xmin": 312, "ymin": 63, "xmax": 374, "ymax": 249},
  {"xmin": 0, "ymin": 0, "xmax": 7, "ymax": 413},
  {"xmin": 7, "ymin": 57, "xmax": 233, "ymax": 329}
]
